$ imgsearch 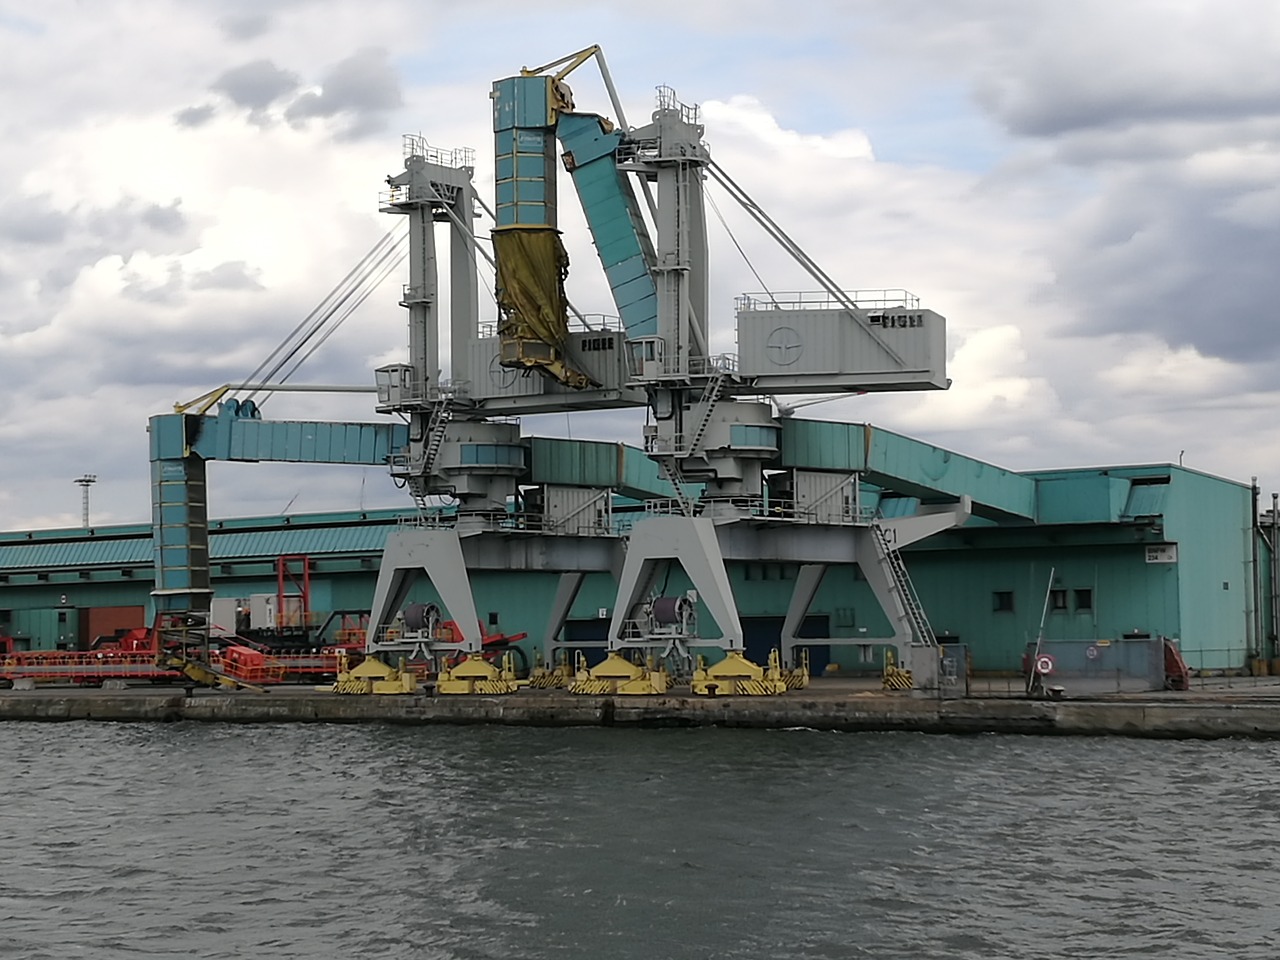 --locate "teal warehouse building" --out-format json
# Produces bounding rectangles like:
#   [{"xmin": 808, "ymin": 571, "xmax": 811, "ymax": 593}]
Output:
[{"xmin": 0, "ymin": 437, "xmax": 1272, "ymax": 677}]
